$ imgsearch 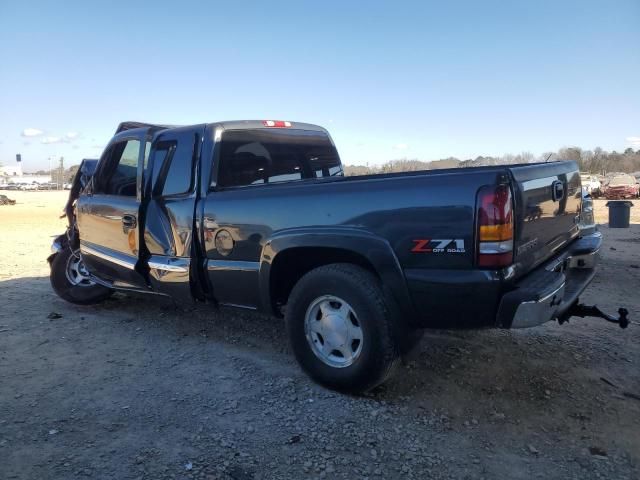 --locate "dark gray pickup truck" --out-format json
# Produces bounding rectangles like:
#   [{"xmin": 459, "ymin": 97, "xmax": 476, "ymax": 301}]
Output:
[{"xmin": 49, "ymin": 120, "xmax": 628, "ymax": 392}]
